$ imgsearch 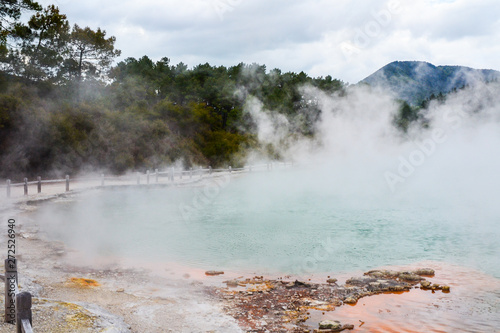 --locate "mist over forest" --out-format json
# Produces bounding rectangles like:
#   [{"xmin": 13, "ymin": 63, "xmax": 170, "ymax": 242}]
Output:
[{"xmin": 1, "ymin": 1, "xmax": 498, "ymax": 181}]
